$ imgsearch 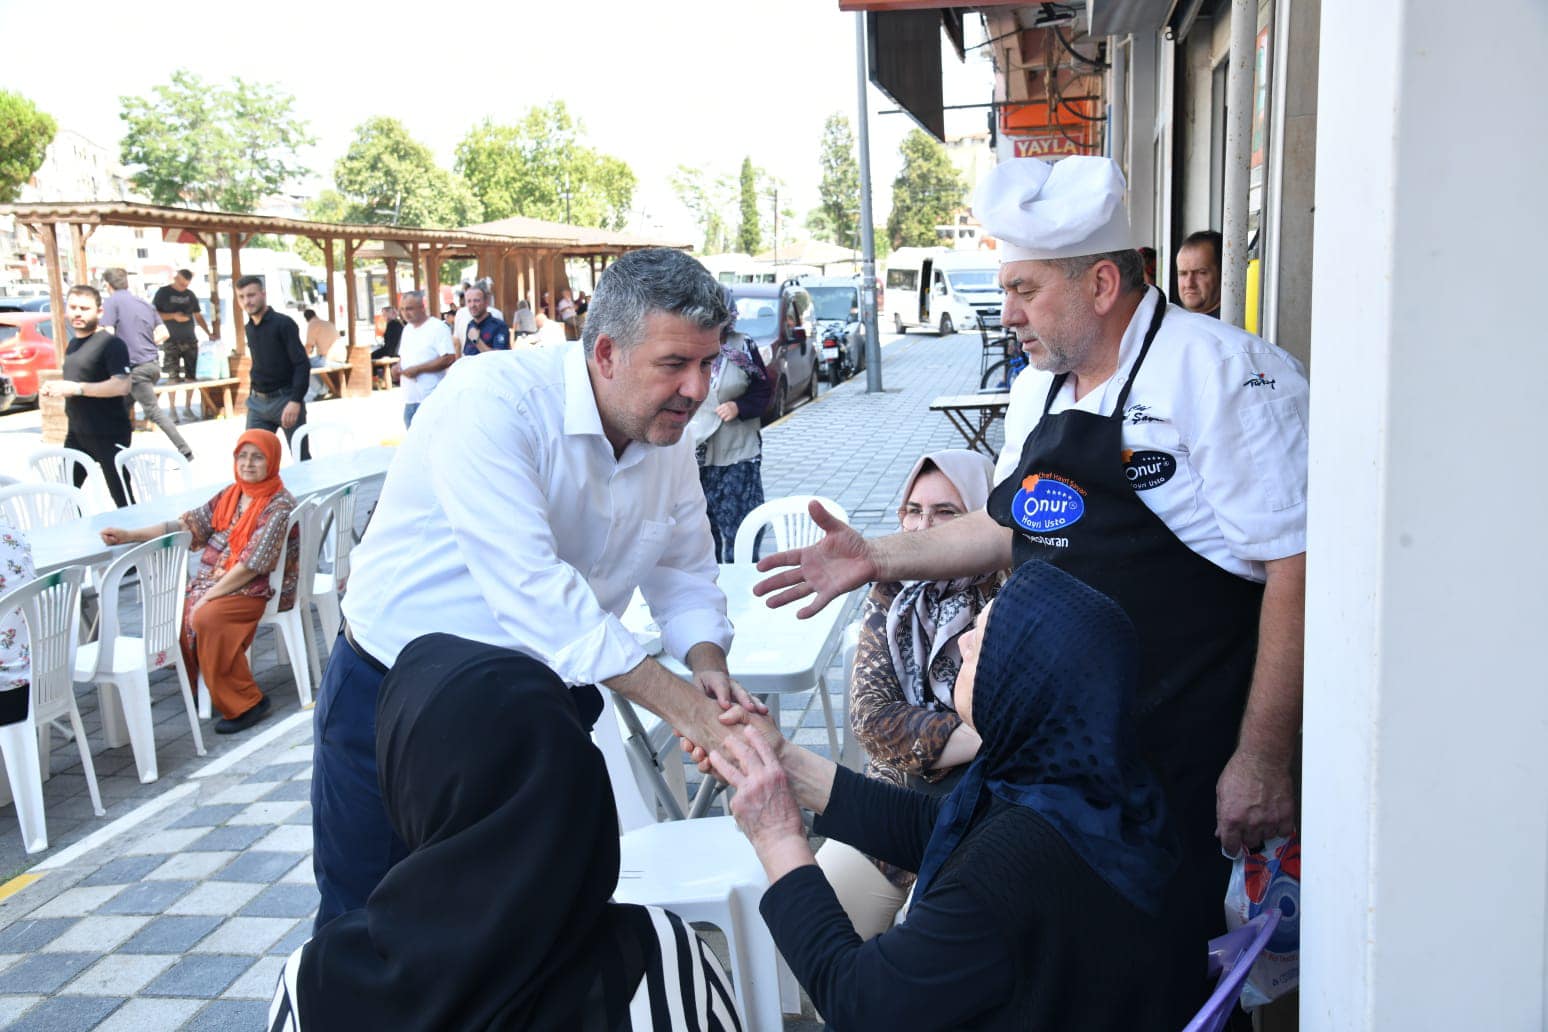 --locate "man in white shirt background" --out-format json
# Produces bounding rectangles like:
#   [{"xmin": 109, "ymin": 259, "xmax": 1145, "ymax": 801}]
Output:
[
  {"xmin": 311, "ymin": 248, "xmax": 766, "ymax": 929},
  {"xmin": 393, "ymin": 290, "xmax": 456, "ymax": 427}
]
